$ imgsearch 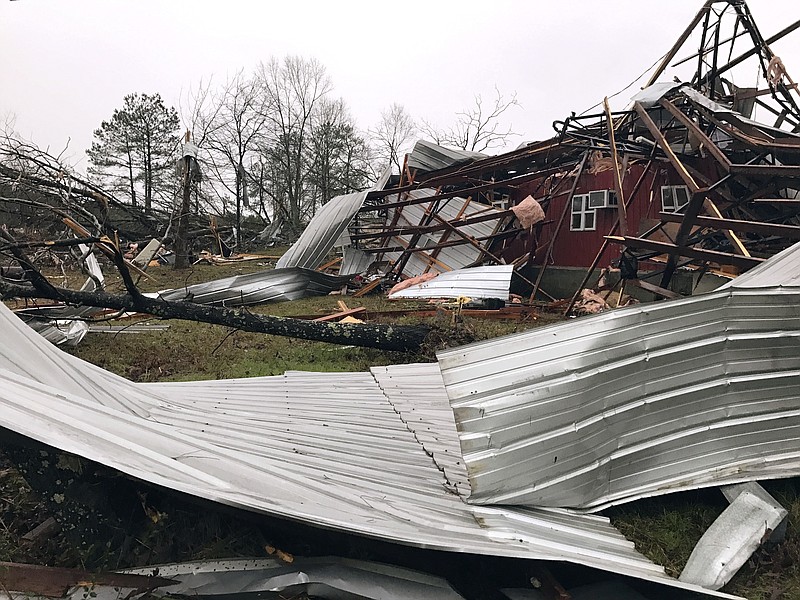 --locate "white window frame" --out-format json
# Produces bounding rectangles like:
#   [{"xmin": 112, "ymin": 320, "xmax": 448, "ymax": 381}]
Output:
[
  {"xmin": 570, "ymin": 193, "xmax": 596, "ymax": 231},
  {"xmin": 661, "ymin": 185, "xmax": 690, "ymax": 212}
]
